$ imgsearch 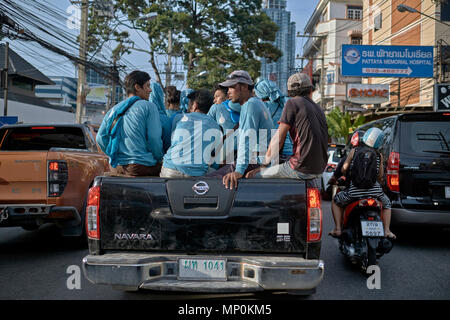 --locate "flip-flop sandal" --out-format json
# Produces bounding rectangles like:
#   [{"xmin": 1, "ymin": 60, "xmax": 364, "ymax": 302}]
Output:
[
  {"xmin": 385, "ymin": 231, "xmax": 396, "ymax": 239},
  {"xmin": 328, "ymin": 230, "xmax": 342, "ymax": 238}
]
